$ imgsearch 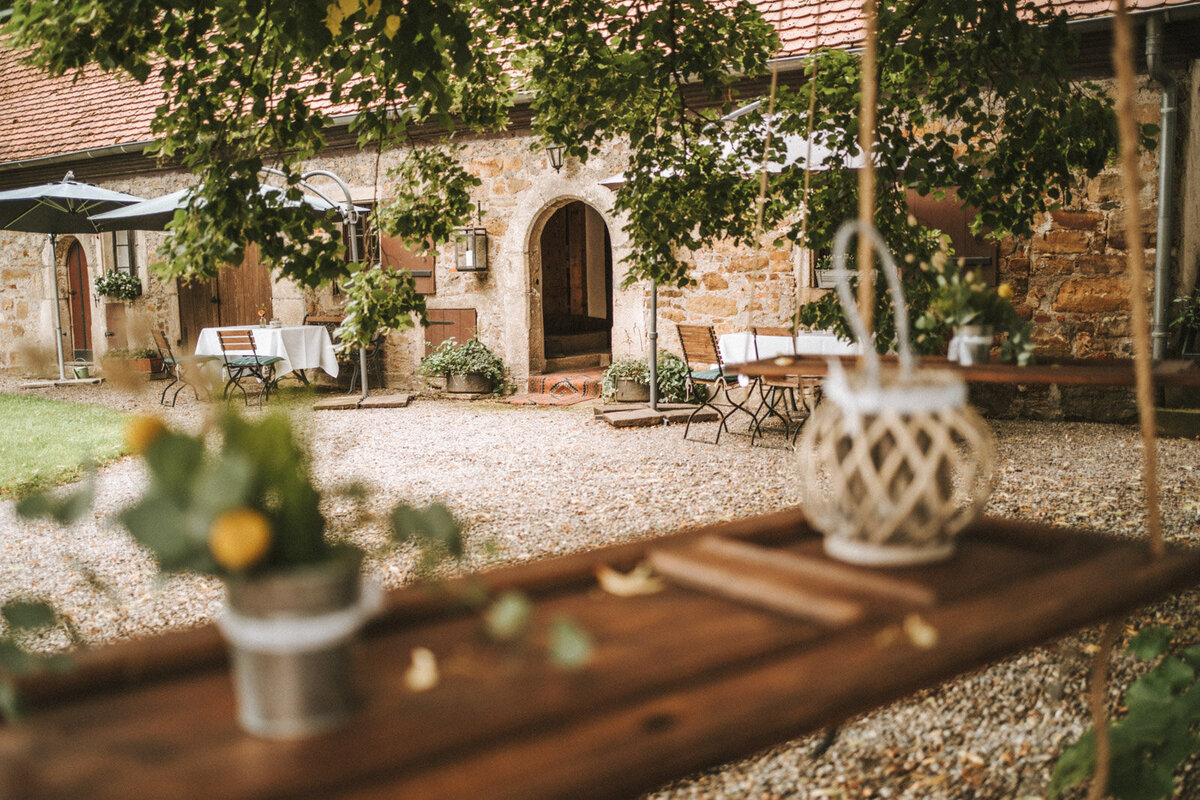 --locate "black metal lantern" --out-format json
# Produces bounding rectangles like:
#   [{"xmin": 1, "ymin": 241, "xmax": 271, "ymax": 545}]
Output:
[
  {"xmin": 454, "ymin": 226, "xmax": 488, "ymax": 272},
  {"xmin": 546, "ymin": 144, "xmax": 566, "ymax": 173}
]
